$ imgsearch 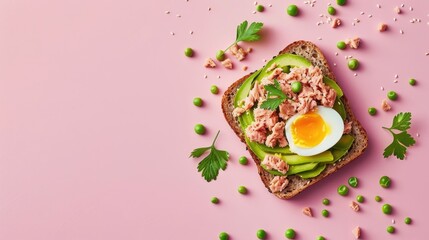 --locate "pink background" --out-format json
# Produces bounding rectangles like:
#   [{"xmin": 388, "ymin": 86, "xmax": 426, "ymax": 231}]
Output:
[{"xmin": 0, "ymin": 0, "xmax": 428, "ymax": 239}]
